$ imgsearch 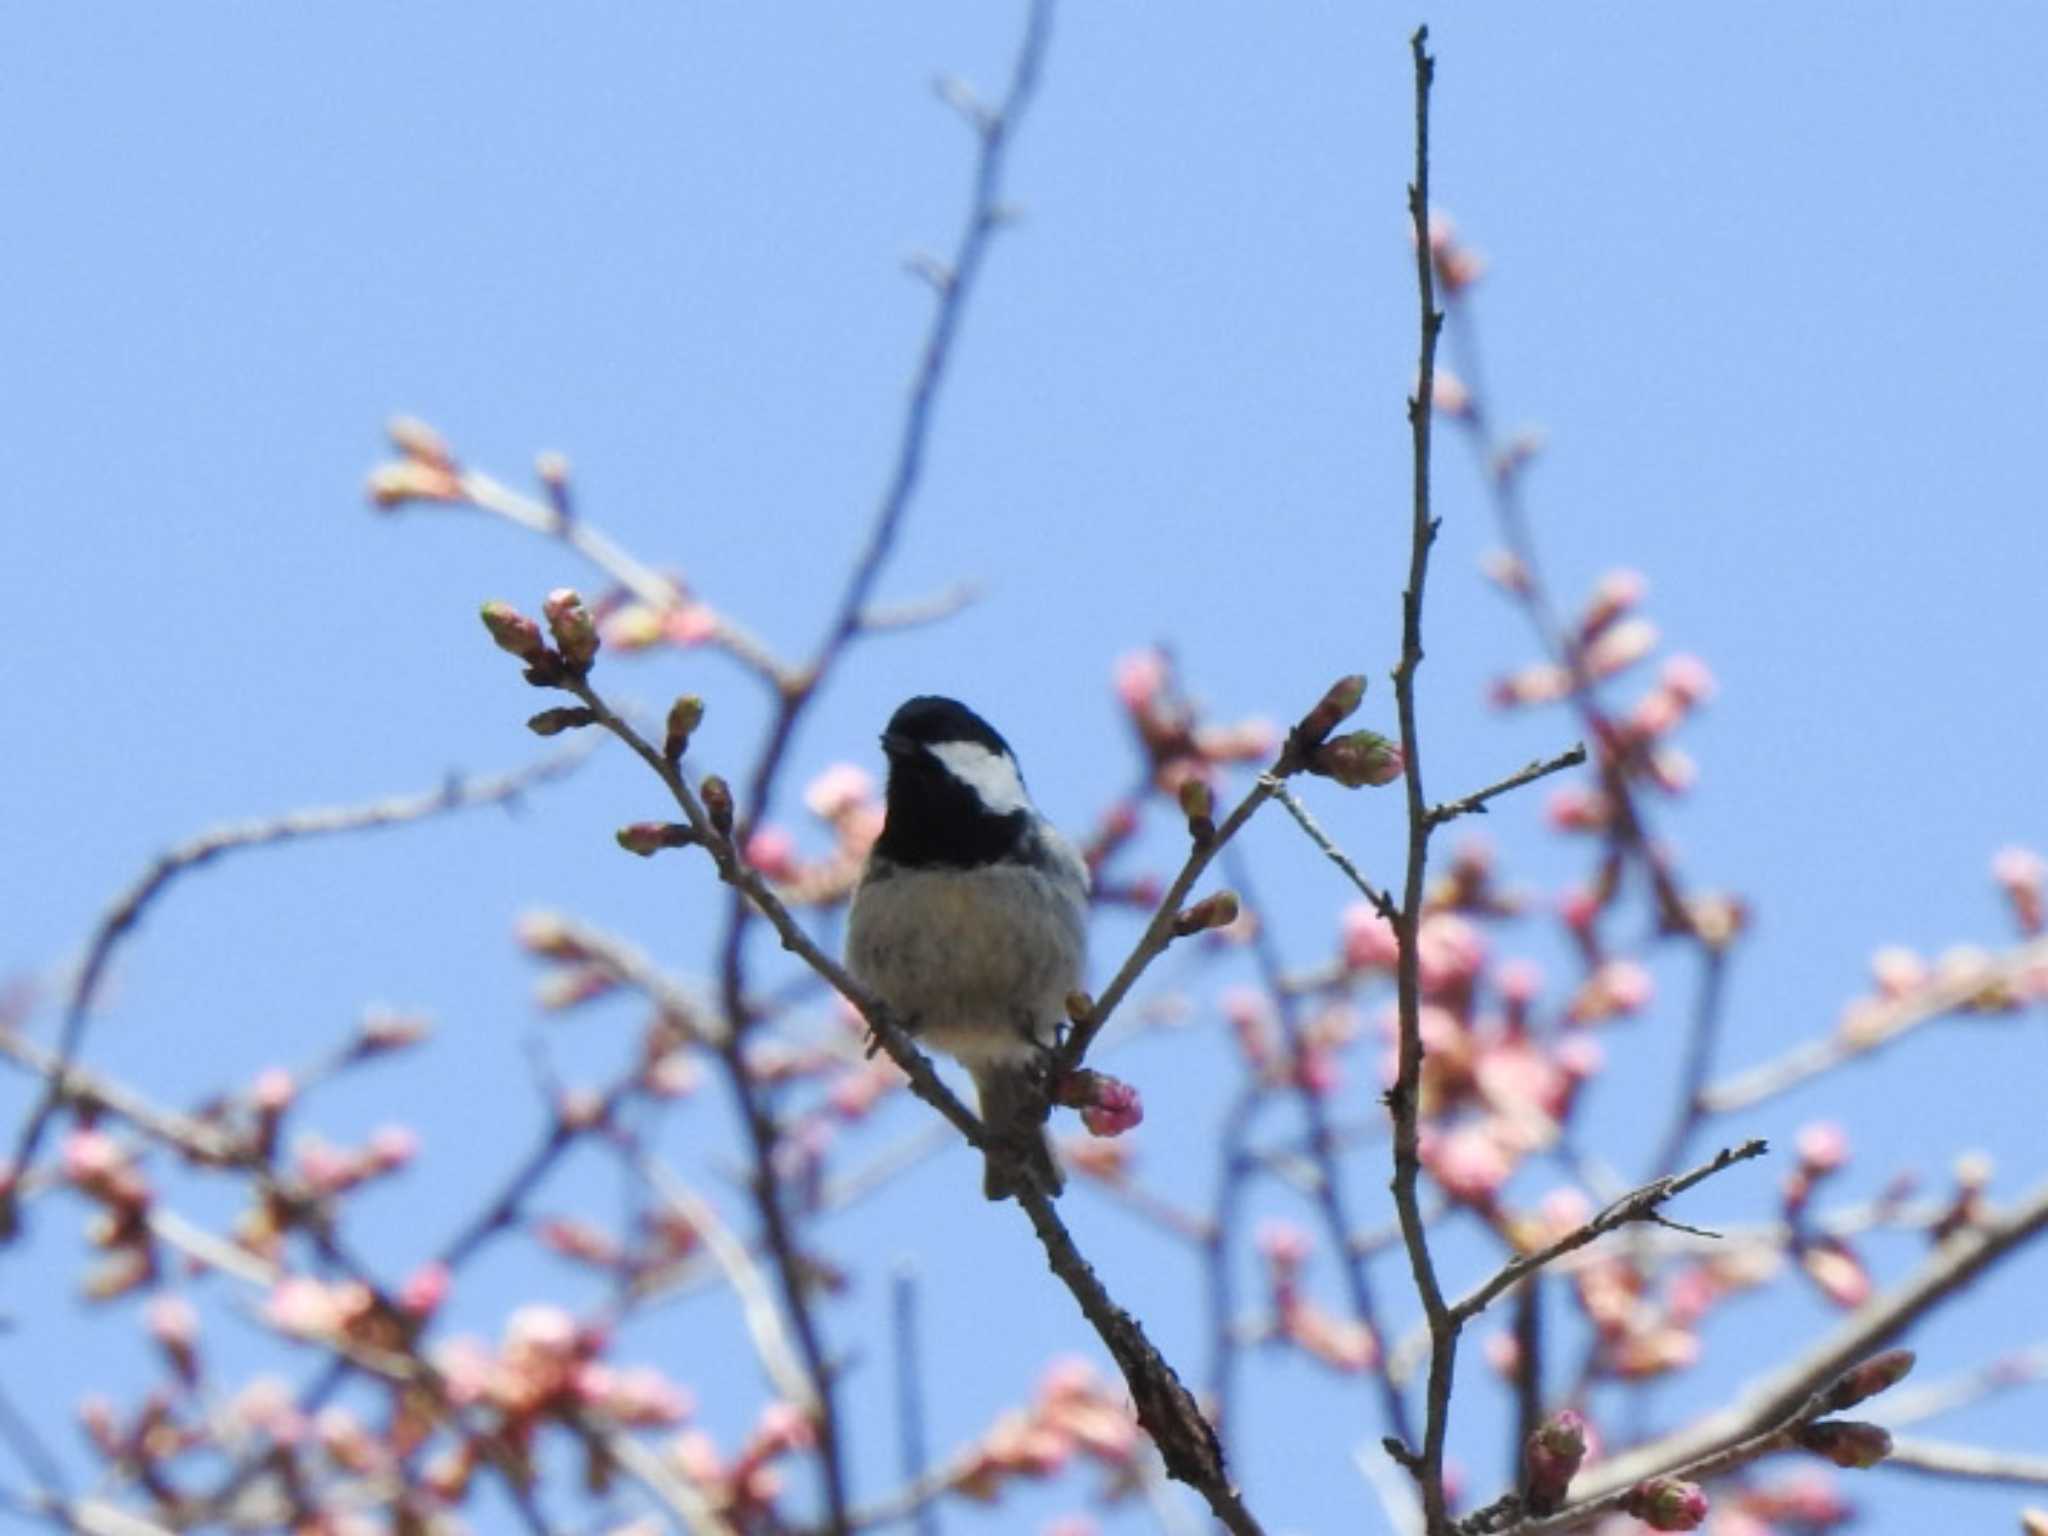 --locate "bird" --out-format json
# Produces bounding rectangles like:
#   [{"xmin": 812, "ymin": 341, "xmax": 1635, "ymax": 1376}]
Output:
[{"xmin": 846, "ymin": 695, "xmax": 1089, "ymax": 1200}]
